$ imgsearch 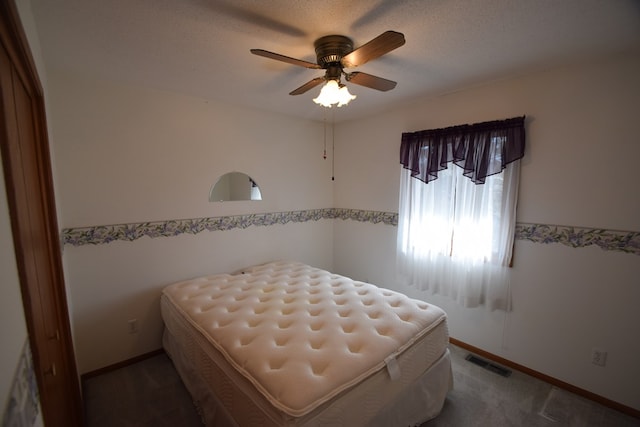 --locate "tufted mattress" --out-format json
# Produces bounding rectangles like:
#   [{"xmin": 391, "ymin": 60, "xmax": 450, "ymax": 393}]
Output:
[{"xmin": 161, "ymin": 261, "xmax": 452, "ymax": 426}]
